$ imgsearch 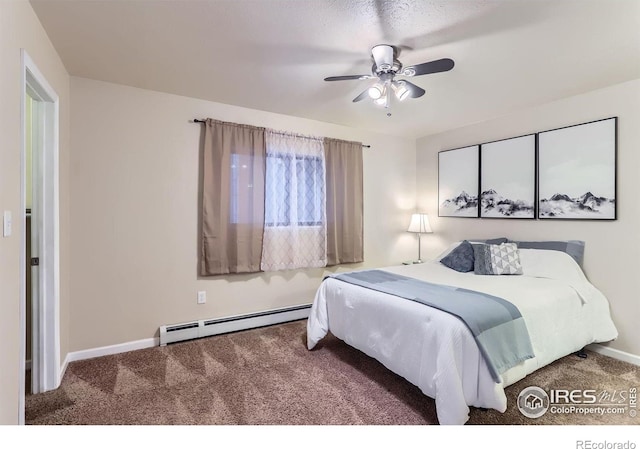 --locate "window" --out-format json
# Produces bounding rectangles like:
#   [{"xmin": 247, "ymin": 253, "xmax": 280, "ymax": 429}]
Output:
[
  {"xmin": 200, "ymin": 118, "xmax": 362, "ymax": 275},
  {"xmin": 229, "ymin": 153, "xmax": 258, "ymax": 224},
  {"xmin": 264, "ymin": 153, "xmax": 325, "ymax": 227},
  {"xmin": 260, "ymin": 131, "xmax": 327, "ymax": 271}
]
